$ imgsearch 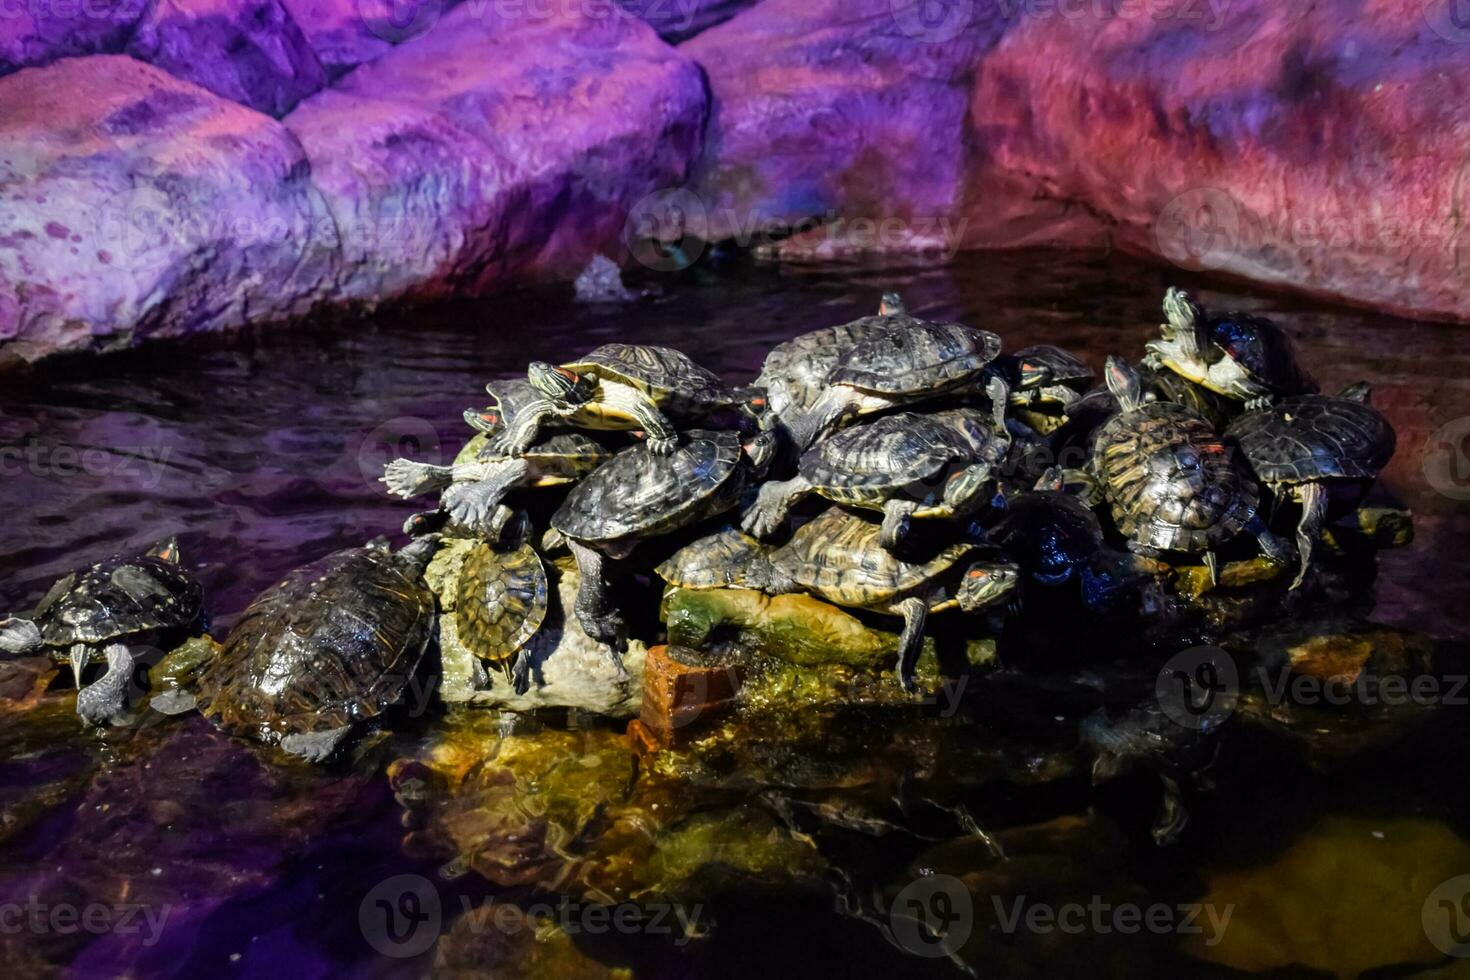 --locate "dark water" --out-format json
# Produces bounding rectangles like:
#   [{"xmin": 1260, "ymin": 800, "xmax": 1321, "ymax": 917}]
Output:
[{"xmin": 1, "ymin": 249, "xmax": 1468, "ymax": 978}]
